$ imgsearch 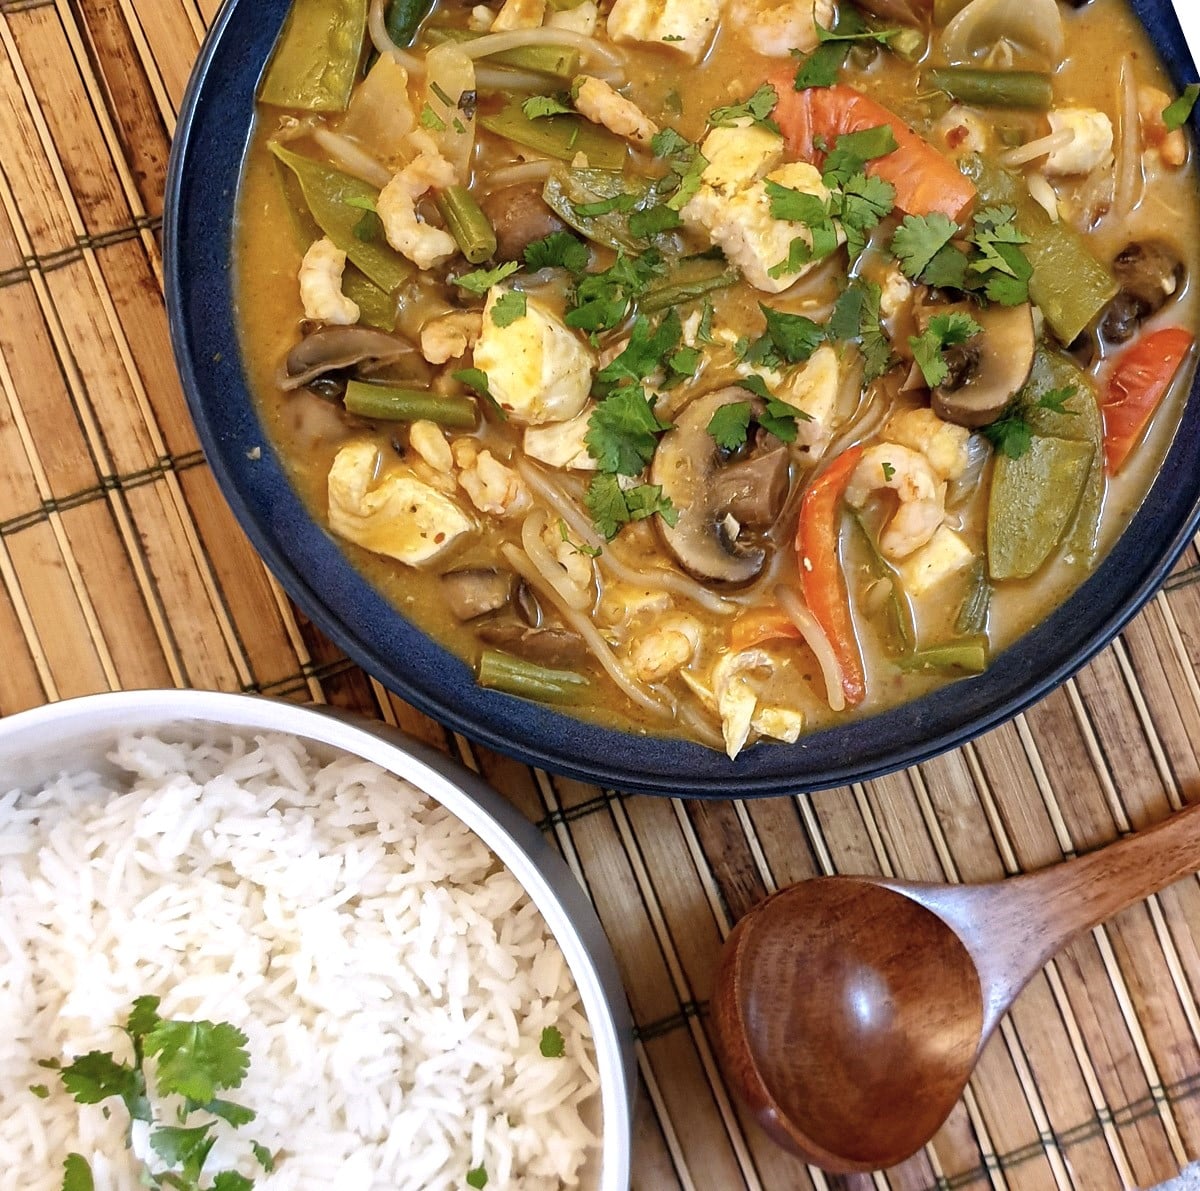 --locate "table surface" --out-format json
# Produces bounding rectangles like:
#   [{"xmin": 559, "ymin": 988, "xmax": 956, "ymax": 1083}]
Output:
[{"xmin": 3, "ymin": 2, "xmax": 1200, "ymax": 1189}]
